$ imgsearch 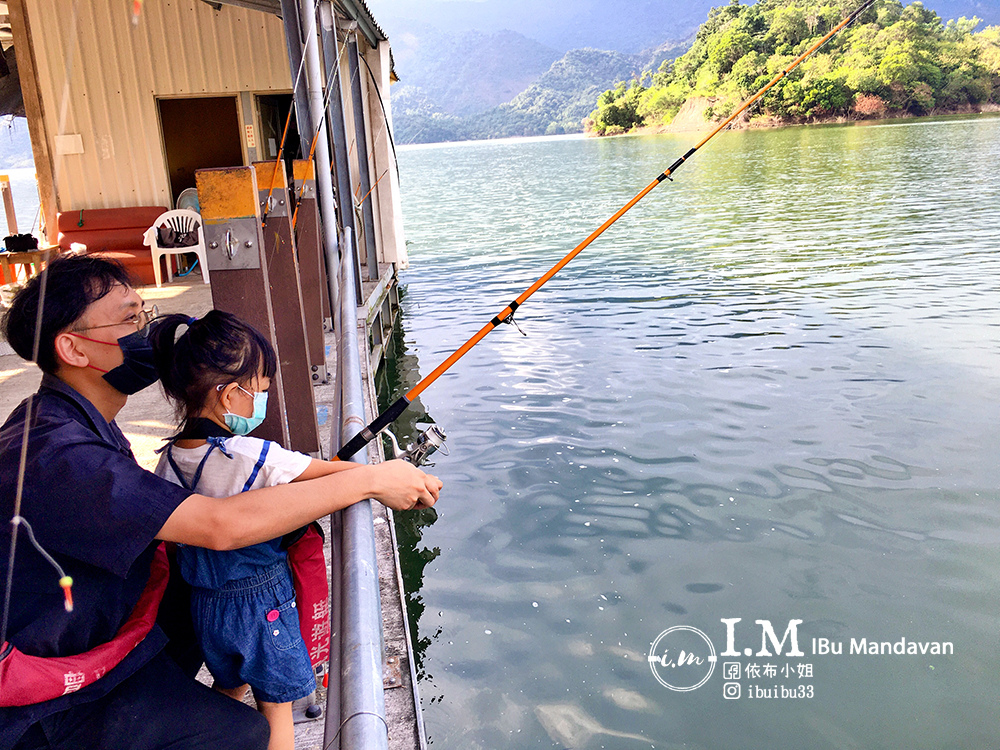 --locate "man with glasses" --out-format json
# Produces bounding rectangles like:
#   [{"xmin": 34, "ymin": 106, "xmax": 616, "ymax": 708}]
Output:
[{"xmin": 0, "ymin": 256, "xmax": 442, "ymax": 749}]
